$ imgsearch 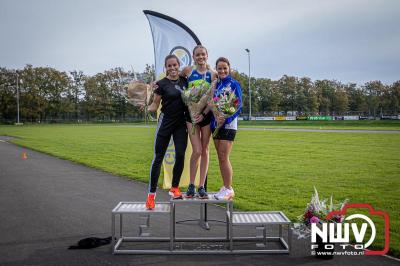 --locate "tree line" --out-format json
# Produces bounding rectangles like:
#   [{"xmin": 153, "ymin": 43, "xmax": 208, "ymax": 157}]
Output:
[
  {"xmin": 232, "ymin": 73, "xmax": 400, "ymax": 118},
  {"xmin": 1, "ymin": 65, "xmax": 399, "ymax": 123},
  {"xmin": 0, "ymin": 65, "xmax": 154, "ymax": 123}
]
